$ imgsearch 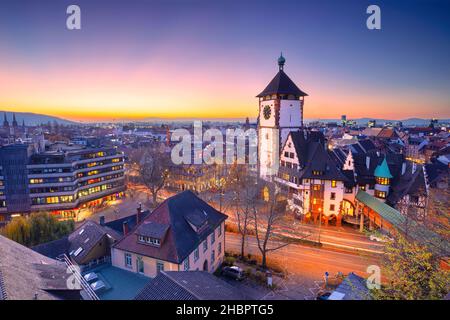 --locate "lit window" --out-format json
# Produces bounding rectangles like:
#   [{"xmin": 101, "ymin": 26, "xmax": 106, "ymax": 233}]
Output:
[
  {"xmin": 375, "ymin": 190, "xmax": 387, "ymax": 199},
  {"xmin": 331, "ymin": 180, "xmax": 337, "ymax": 188}
]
